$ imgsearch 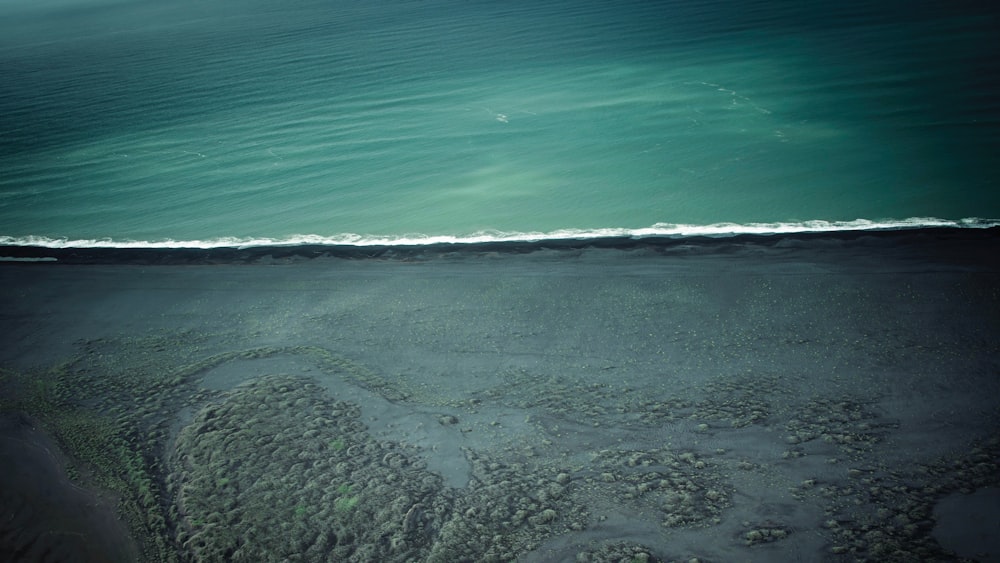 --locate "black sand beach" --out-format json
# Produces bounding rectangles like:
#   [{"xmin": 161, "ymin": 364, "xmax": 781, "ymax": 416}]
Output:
[{"xmin": 1, "ymin": 228, "xmax": 999, "ymax": 562}]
